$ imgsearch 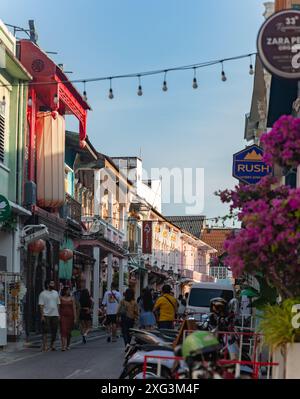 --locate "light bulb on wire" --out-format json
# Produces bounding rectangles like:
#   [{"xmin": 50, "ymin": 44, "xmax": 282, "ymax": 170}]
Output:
[
  {"xmin": 249, "ymin": 55, "xmax": 254, "ymax": 75},
  {"xmin": 83, "ymin": 81, "xmax": 88, "ymax": 101},
  {"xmin": 137, "ymin": 75, "xmax": 143, "ymax": 96},
  {"xmin": 192, "ymin": 68, "xmax": 198, "ymax": 89},
  {"xmin": 221, "ymin": 62, "xmax": 227, "ymax": 82},
  {"xmin": 53, "ymin": 94, "xmax": 59, "ymax": 104},
  {"xmin": 162, "ymin": 71, "xmax": 168, "ymax": 92},
  {"xmin": 108, "ymin": 78, "xmax": 114, "ymax": 99},
  {"xmin": 28, "ymin": 96, "xmax": 32, "ymax": 107}
]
